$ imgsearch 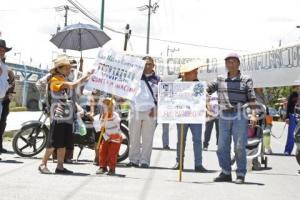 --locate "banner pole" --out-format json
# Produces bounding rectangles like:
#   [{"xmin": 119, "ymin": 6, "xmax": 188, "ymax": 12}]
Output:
[{"xmin": 179, "ymin": 123, "xmax": 184, "ymax": 182}]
